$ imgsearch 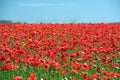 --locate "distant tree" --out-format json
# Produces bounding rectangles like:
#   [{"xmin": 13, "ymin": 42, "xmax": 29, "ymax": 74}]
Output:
[
  {"xmin": 15, "ymin": 21, "xmax": 22, "ymax": 24},
  {"xmin": 0, "ymin": 20, "xmax": 12, "ymax": 23},
  {"xmin": 23, "ymin": 22, "xmax": 28, "ymax": 24}
]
